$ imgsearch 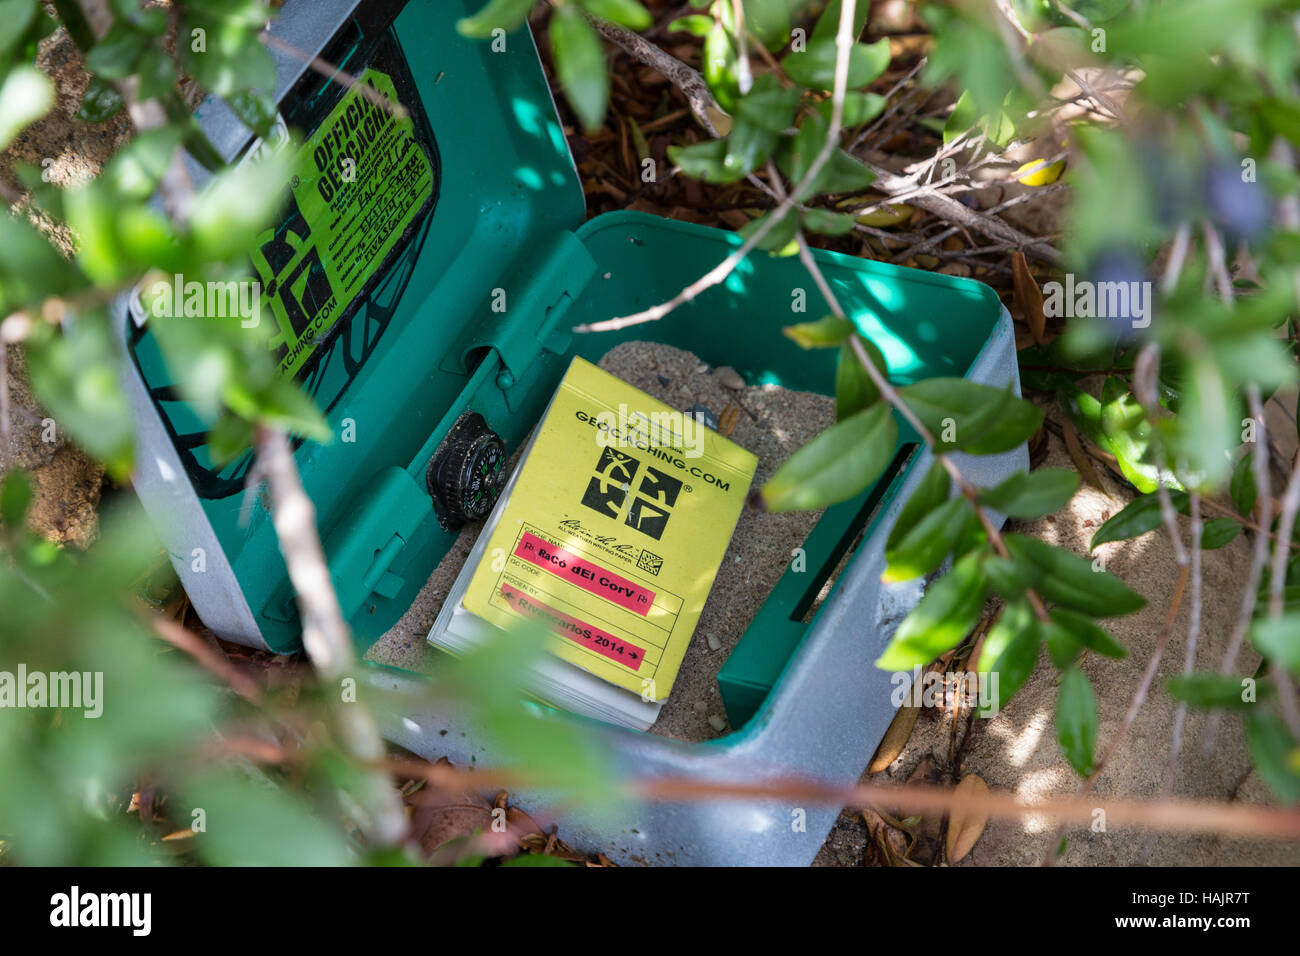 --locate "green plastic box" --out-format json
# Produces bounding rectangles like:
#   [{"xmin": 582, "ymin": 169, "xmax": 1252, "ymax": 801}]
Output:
[{"xmin": 118, "ymin": 0, "xmax": 1024, "ymax": 863}]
